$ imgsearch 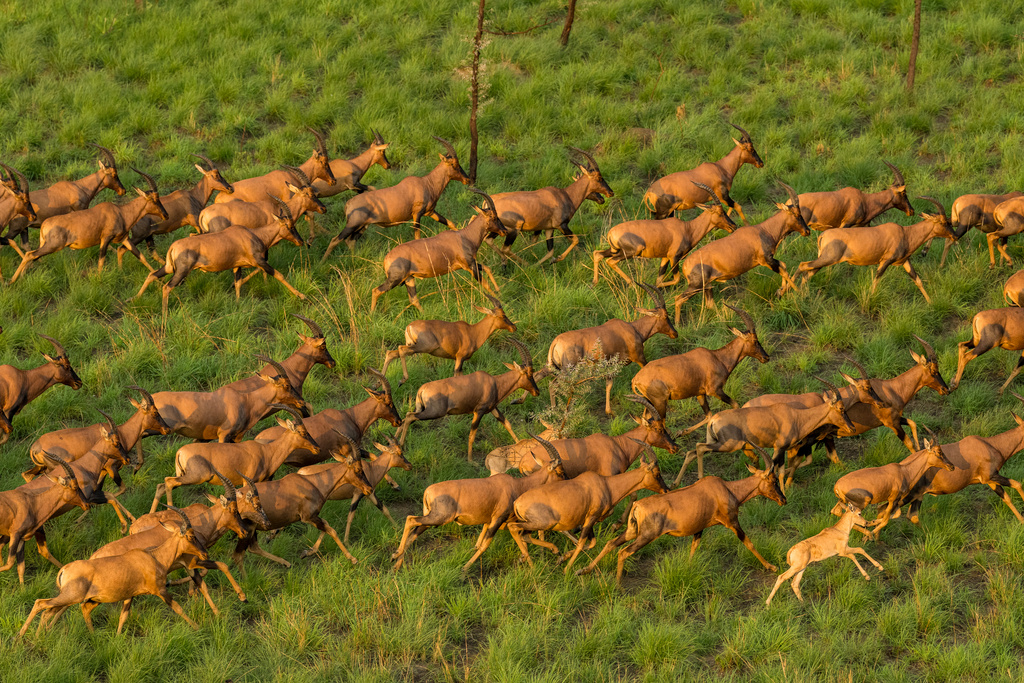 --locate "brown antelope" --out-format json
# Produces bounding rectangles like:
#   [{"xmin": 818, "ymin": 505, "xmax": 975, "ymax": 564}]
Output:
[
  {"xmin": 150, "ymin": 405, "xmax": 320, "ymax": 511},
  {"xmin": 979, "ymin": 196, "xmax": 1024, "ymax": 269},
  {"xmin": 19, "ymin": 508, "xmax": 209, "ymax": 636},
  {"xmin": 484, "ymin": 422, "xmax": 560, "ymax": 476},
  {"xmin": 631, "ymin": 304, "xmax": 768, "ymax": 420},
  {"xmin": 133, "ymin": 196, "xmax": 306, "ymax": 314},
  {"xmin": 673, "ymin": 183, "xmax": 809, "ymax": 317},
  {"xmin": 231, "ymin": 459, "xmax": 373, "ymax": 571},
  {"xmin": 489, "ymin": 147, "xmax": 615, "ymax": 266},
  {"xmin": 1004, "ymin": 270, "xmax": 1024, "ymax": 306},
  {"xmin": 923, "ymin": 191, "xmax": 1023, "ymax": 266},
  {"xmin": 796, "ymin": 161, "xmax": 913, "ymax": 231},
  {"xmin": 215, "ymin": 128, "xmax": 335, "ymax": 204},
  {"xmin": 25, "ymin": 386, "xmax": 169, "ymax": 478},
  {"xmin": 578, "ymin": 445, "xmax": 785, "ymax": 583},
  {"xmin": 5, "ymin": 144, "xmax": 125, "ymax": 246},
  {"xmin": 147, "ymin": 355, "xmax": 310, "ymax": 443},
  {"xmin": 0, "ymin": 164, "xmax": 37, "ymax": 258},
  {"xmin": 952, "ymin": 307, "xmax": 1024, "ymax": 392},
  {"xmin": 644, "ymin": 124, "xmax": 764, "ymax": 222},
  {"xmin": 546, "ymin": 283, "xmax": 677, "ymax": 414},
  {"xmin": 592, "ymin": 182, "xmax": 736, "ymax": 286},
  {"xmin": 0, "ymin": 453, "xmax": 91, "ymax": 584},
  {"xmin": 368, "ymin": 188, "xmax": 510, "ymax": 311},
  {"xmin": 198, "ymin": 166, "xmax": 325, "ymax": 234},
  {"xmin": 765, "ymin": 505, "xmax": 883, "ymax": 607},
  {"xmin": 392, "ymin": 432, "xmax": 568, "ymax": 570},
  {"xmin": 9, "ymin": 169, "xmax": 168, "ymax": 283},
  {"xmin": 794, "ymin": 197, "xmax": 955, "ymax": 302},
  {"xmin": 832, "ymin": 427, "xmax": 954, "ymax": 539},
  {"xmin": 313, "ymin": 129, "xmax": 391, "ymax": 197},
  {"xmin": 398, "ymin": 337, "xmax": 539, "ymax": 460},
  {"xmin": 254, "ymin": 368, "xmax": 401, "ymax": 467},
  {"xmin": 678, "ymin": 377, "xmax": 854, "ymax": 484},
  {"xmin": 0, "ymin": 334, "xmax": 82, "ymax": 439},
  {"xmin": 322, "ymin": 136, "xmax": 471, "ymax": 257},
  {"xmin": 382, "ymin": 293, "xmax": 515, "ymax": 384},
  {"xmin": 507, "ymin": 439, "xmax": 670, "ymax": 574},
  {"xmin": 296, "ymin": 433, "xmax": 411, "ymax": 543},
  {"xmin": 121, "ymin": 154, "xmax": 234, "ymax": 261}
]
